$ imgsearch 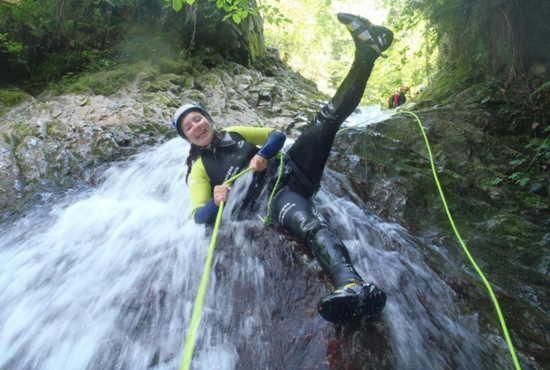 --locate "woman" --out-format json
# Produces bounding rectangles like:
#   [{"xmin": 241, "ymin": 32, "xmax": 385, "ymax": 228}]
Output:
[{"xmin": 173, "ymin": 13, "xmax": 393, "ymax": 324}]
